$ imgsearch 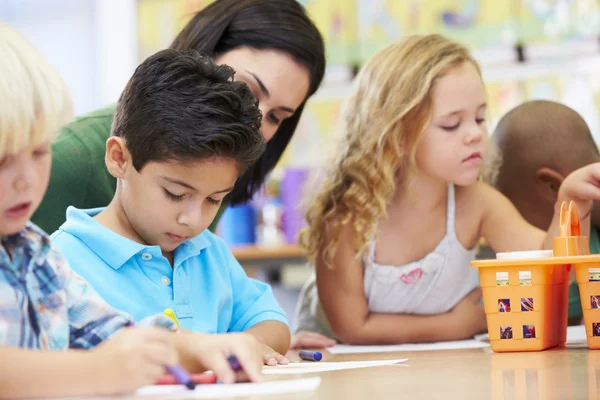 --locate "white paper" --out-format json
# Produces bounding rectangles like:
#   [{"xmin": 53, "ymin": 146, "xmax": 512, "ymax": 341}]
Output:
[
  {"xmin": 262, "ymin": 359, "xmax": 407, "ymax": 374},
  {"xmin": 327, "ymin": 339, "xmax": 489, "ymax": 354},
  {"xmin": 474, "ymin": 325, "xmax": 588, "ymax": 345},
  {"xmin": 566, "ymin": 325, "xmax": 587, "ymax": 343},
  {"xmin": 473, "ymin": 333, "xmax": 489, "ymax": 342},
  {"xmin": 135, "ymin": 377, "xmax": 321, "ymax": 398}
]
